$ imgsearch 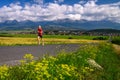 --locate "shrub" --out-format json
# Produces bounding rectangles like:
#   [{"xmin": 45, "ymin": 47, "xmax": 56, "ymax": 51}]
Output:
[
  {"xmin": 111, "ymin": 37, "xmax": 120, "ymax": 45},
  {"xmin": 93, "ymin": 36, "xmax": 107, "ymax": 40},
  {"xmin": 0, "ymin": 34, "xmax": 13, "ymax": 37},
  {"xmin": 68, "ymin": 37, "xmax": 73, "ymax": 39}
]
